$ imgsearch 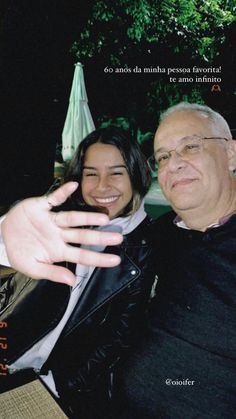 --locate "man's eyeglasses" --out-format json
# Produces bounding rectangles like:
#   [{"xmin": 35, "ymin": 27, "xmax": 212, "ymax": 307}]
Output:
[{"xmin": 147, "ymin": 135, "xmax": 229, "ymax": 174}]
